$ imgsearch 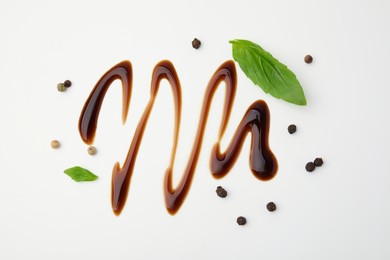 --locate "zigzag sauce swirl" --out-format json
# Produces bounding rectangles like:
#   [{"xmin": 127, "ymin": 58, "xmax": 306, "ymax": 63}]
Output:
[{"xmin": 79, "ymin": 60, "xmax": 277, "ymax": 216}]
